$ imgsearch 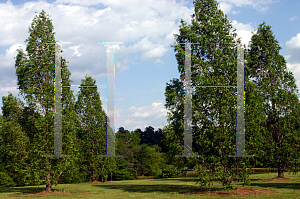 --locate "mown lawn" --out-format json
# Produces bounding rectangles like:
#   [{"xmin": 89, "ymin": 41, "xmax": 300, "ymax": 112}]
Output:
[{"xmin": 0, "ymin": 171, "xmax": 300, "ymax": 198}]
